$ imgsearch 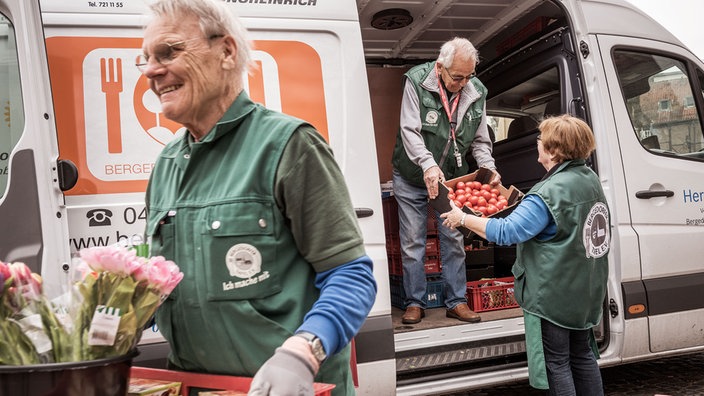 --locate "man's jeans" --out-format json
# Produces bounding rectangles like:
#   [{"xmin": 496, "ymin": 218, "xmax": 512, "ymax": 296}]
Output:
[
  {"xmin": 392, "ymin": 171, "xmax": 467, "ymax": 309},
  {"xmin": 541, "ymin": 319, "xmax": 604, "ymax": 396}
]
